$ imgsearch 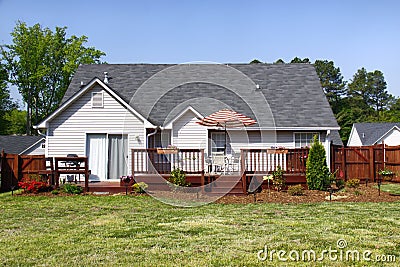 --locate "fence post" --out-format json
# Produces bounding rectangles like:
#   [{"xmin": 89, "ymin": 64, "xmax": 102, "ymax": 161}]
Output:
[
  {"xmin": 13, "ymin": 154, "xmax": 20, "ymax": 186},
  {"xmin": 341, "ymin": 146, "xmax": 346, "ymax": 181},
  {"xmin": 382, "ymin": 141, "xmax": 386, "ymax": 170},
  {"xmin": 369, "ymin": 146, "xmax": 375, "ymax": 182}
]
